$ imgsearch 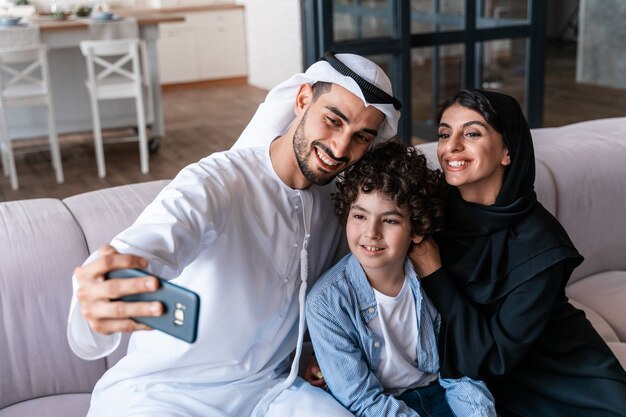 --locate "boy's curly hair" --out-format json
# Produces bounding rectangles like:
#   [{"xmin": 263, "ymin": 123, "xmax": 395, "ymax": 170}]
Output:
[{"xmin": 332, "ymin": 140, "xmax": 446, "ymax": 237}]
